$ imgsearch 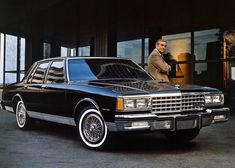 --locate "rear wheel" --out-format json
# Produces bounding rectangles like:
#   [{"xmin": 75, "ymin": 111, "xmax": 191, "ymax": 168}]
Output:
[
  {"xmin": 77, "ymin": 106, "xmax": 109, "ymax": 149},
  {"xmin": 162, "ymin": 129, "xmax": 200, "ymax": 143},
  {"xmin": 15, "ymin": 100, "xmax": 32, "ymax": 129}
]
